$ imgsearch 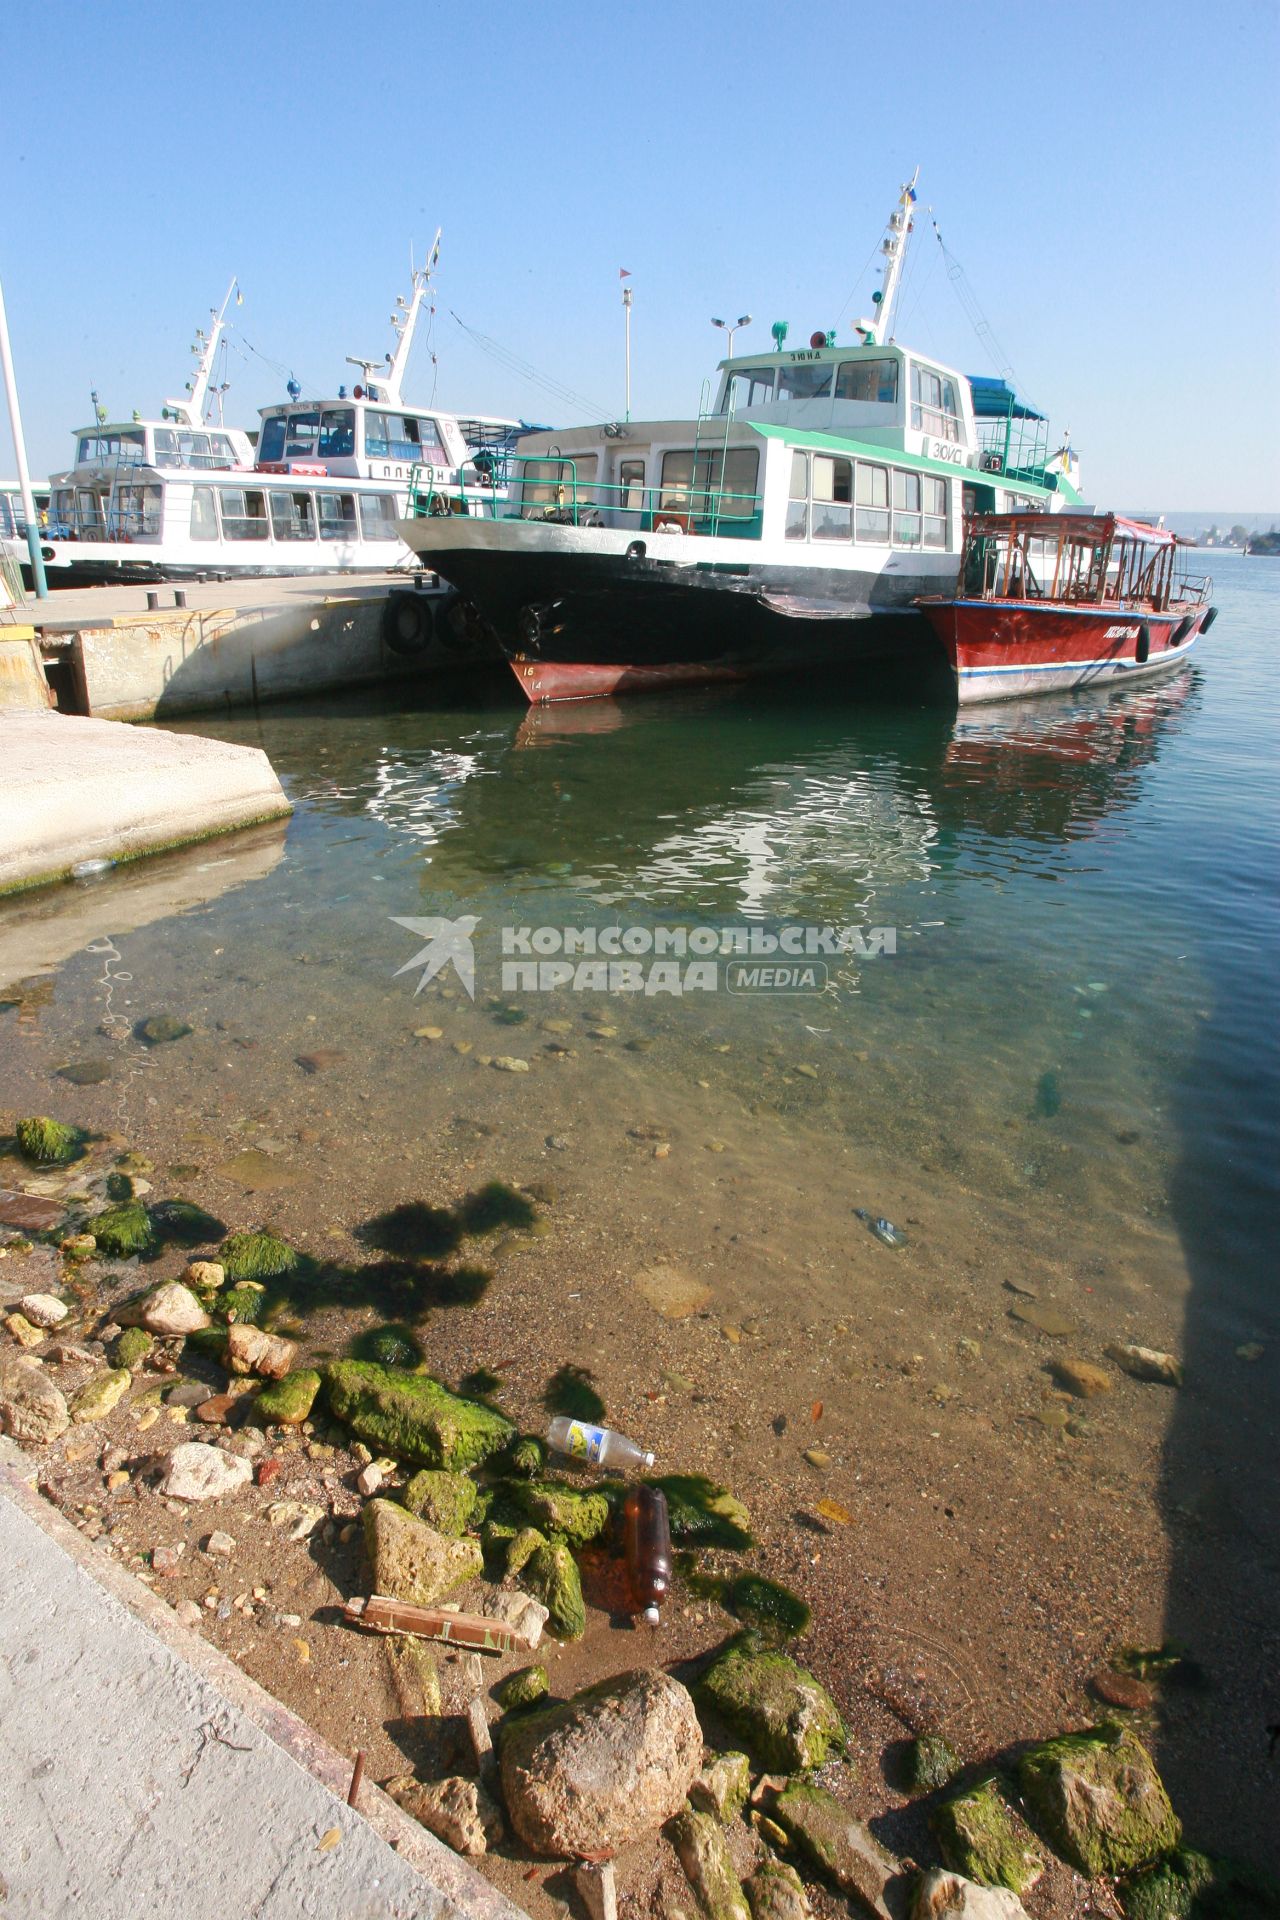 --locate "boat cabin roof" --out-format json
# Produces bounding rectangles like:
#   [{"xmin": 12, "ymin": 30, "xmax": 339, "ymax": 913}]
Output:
[{"xmin": 967, "ymin": 512, "xmax": 1178, "ymax": 548}]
